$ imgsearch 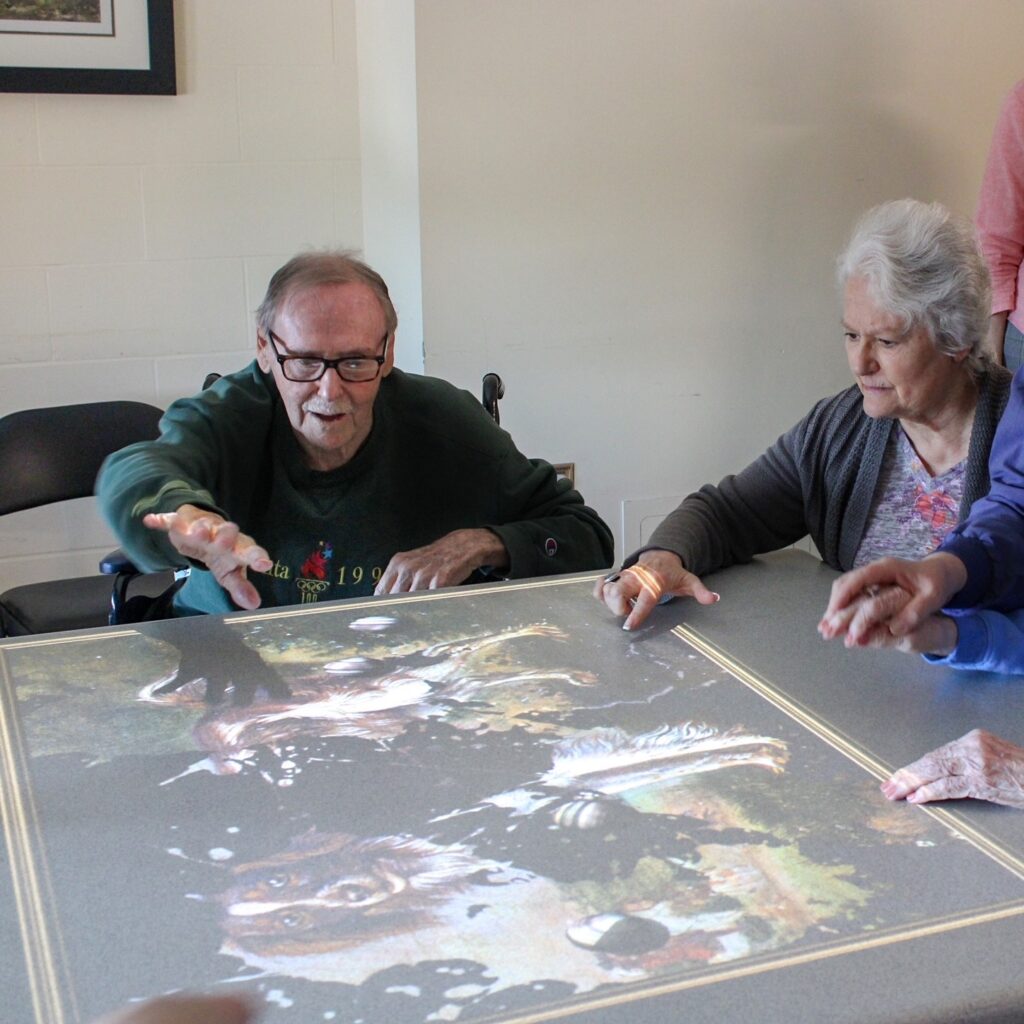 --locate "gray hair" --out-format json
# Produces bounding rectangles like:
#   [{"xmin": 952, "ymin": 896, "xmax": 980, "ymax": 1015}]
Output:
[
  {"xmin": 256, "ymin": 250, "xmax": 398, "ymax": 337},
  {"xmin": 836, "ymin": 199, "xmax": 990, "ymax": 375}
]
